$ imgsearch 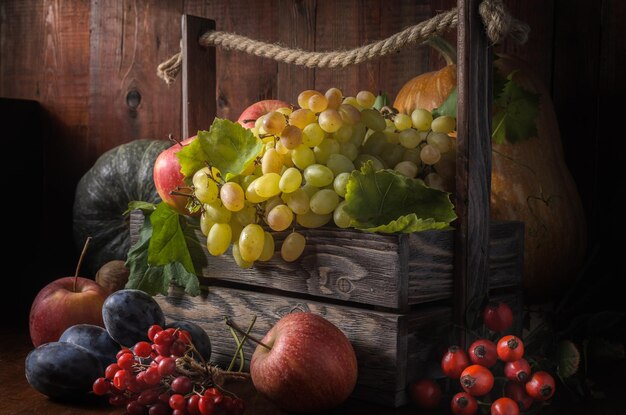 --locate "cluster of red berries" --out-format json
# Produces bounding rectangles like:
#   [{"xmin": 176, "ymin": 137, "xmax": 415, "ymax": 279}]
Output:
[
  {"xmin": 92, "ymin": 325, "xmax": 245, "ymax": 415},
  {"xmin": 409, "ymin": 302, "xmax": 556, "ymax": 415}
]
